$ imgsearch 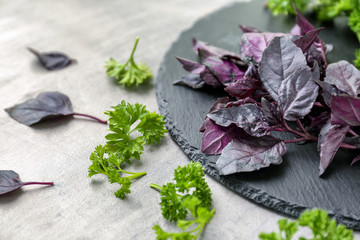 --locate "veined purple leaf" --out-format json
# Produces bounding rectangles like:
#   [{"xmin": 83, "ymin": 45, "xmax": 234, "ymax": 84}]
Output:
[
  {"xmin": 200, "ymin": 97, "xmax": 230, "ymax": 132},
  {"xmin": 224, "ymin": 76, "xmax": 262, "ymax": 98},
  {"xmin": 175, "ymin": 57, "xmax": 220, "ymax": 88},
  {"xmin": 259, "ymin": 36, "xmax": 309, "ymax": 102},
  {"xmin": 317, "ymin": 120, "xmax": 349, "ymax": 175},
  {"xmin": 293, "ymin": 28, "xmax": 323, "ymax": 53},
  {"xmin": 0, "ymin": 170, "xmax": 53, "ymax": 195},
  {"xmin": 331, "ymin": 95, "xmax": 360, "ymax": 126},
  {"xmin": 5, "ymin": 91, "xmax": 107, "ymax": 126},
  {"xmin": 261, "ymin": 98, "xmax": 282, "ymax": 125},
  {"xmin": 28, "ymin": 47, "xmax": 76, "ymax": 71},
  {"xmin": 239, "ymin": 25, "xmax": 261, "ymax": 33},
  {"xmin": 198, "ymin": 49, "xmax": 246, "ymax": 85},
  {"xmin": 294, "ymin": 8, "xmax": 327, "ymax": 70},
  {"xmin": 216, "ymin": 135, "xmax": 286, "ymax": 175},
  {"xmin": 240, "ymin": 32, "xmax": 286, "ymax": 63},
  {"xmin": 193, "ymin": 39, "xmax": 241, "ymax": 59},
  {"xmin": 324, "ymin": 61, "xmax": 360, "ymax": 97},
  {"xmin": 201, "ymin": 119, "xmax": 244, "ymax": 155},
  {"xmin": 315, "ymin": 80, "xmax": 345, "ymax": 107},
  {"xmin": 278, "ymin": 64, "xmax": 320, "ymax": 121},
  {"xmin": 207, "ymin": 103, "xmax": 269, "ymax": 137}
]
